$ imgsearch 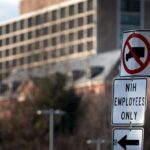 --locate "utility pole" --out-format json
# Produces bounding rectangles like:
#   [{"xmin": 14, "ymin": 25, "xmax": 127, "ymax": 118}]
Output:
[
  {"xmin": 37, "ymin": 109, "xmax": 66, "ymax": 150},
  {"xmin": 86, "ymin": 138, "xmax": 109, "ymax": 150}
]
